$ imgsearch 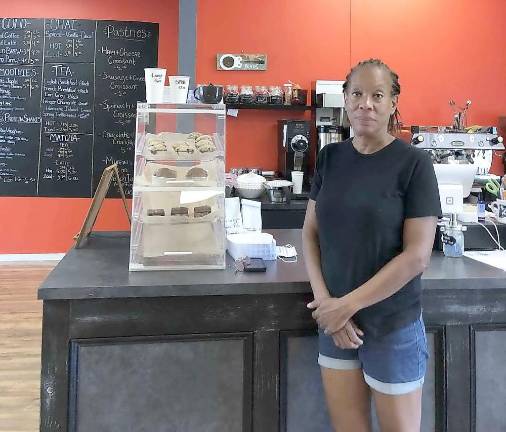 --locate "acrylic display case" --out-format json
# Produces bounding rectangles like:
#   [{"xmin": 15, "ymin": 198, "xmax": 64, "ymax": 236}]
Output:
[{"xmin": 129, "ymin": 103, "xmax": 226, "ymax": 270}]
